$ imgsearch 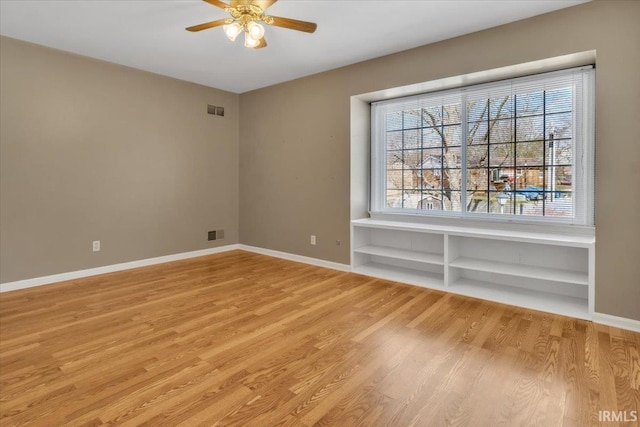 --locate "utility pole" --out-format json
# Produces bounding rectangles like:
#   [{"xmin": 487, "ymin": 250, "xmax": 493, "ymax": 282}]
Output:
[{"xmin": 549, "ymin": 130, "xmax": 555, "ymax": 202}]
